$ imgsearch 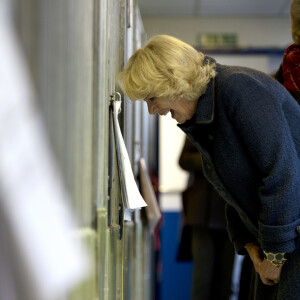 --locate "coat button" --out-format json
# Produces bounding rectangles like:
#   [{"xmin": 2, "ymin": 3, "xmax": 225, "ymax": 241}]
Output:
[
  {"xmin": 206, "ymin": 164, "xmax": 212, "ymax": 170},
  {"xmin": 208, "ymin": 134, "xmax": 214, "ymax": 140},
  {"xmin": 296, "ymin": 226, "xmax": 300, "ymax": 234}
]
